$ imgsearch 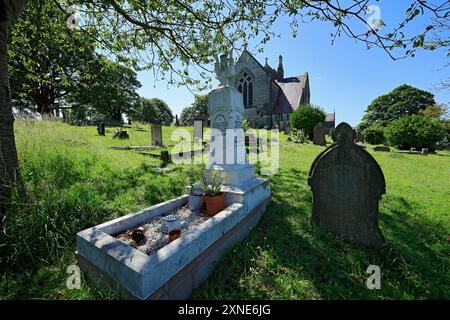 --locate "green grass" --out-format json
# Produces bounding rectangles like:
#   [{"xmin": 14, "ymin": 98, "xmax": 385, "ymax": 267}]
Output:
[{"xmin": 1, "ymin": 120, "xmax": 449, "ymax": 299}]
